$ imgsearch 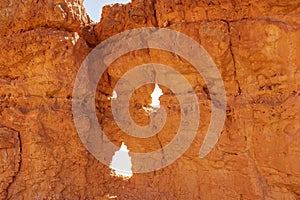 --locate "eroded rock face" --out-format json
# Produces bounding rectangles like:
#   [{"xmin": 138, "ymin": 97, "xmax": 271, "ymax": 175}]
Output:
[
  {"xmin": 0, "ymin": 126, "xmax": 20, "ymax": 199},
  {"xmin": 0, "ymin": 0, "xmax": 299, "ymax": 199}
]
